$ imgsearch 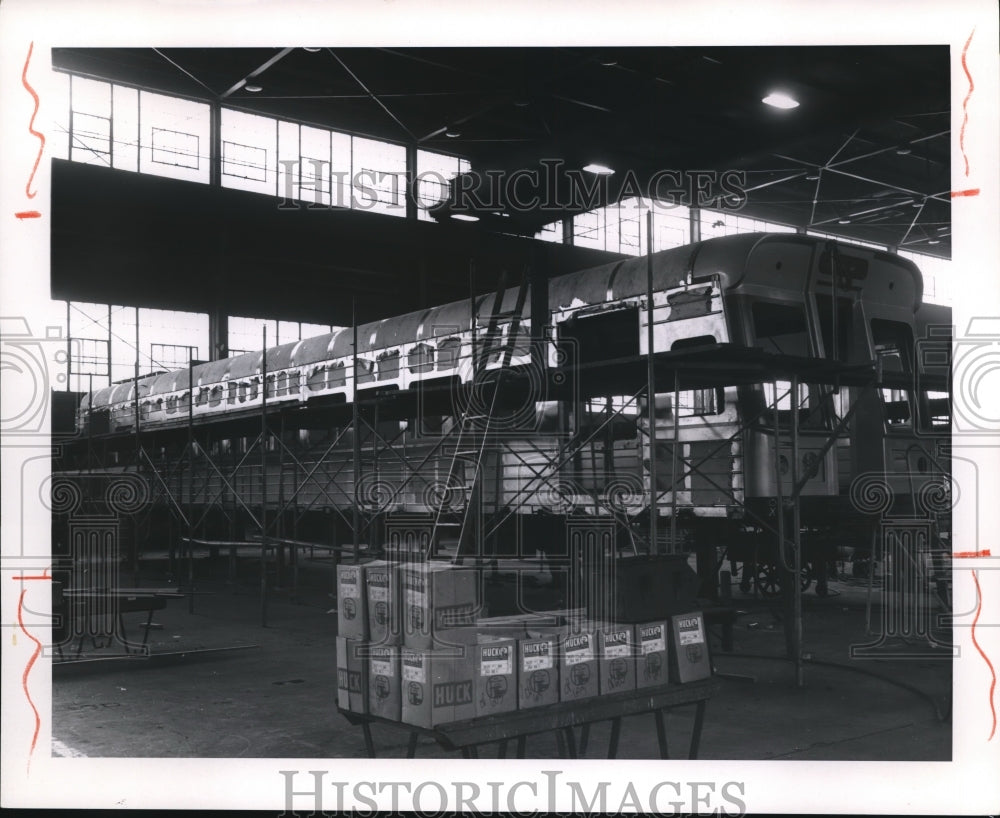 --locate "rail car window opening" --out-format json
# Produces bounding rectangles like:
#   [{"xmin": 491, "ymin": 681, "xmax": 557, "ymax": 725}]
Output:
[
  {"xmin": 750, "ymin": 301, "xmax": 810, "ymax": 357},
  {"xmin": 249, "ymin": 378, "xmax": 259, "ymax": 401},
  {"xmin": 307, "ymin": 366, "xmax": 326, "ymax": 392},
  {"xmin": 408, "ymin": 343, "xmax": 434, "ymax": 374},
  {"xmin": 919, "ymin": 390, "xmax": 951, "ymax": 430},
  {"xmin": 287, "ymin": 371, "xmax": 300, "ymax": 394},
  {"xmin": 587, "ymin": 395, "xmax": 641, "ymax": 416},
  {"xmin": 377, "ymin": 351, "xmax": 400, "ymax": 381},
  {"xmin": 227, "ymin": 381, "xmax": 237, "ymax": 404},
  {"xmin": 327, "ymin": 363, "xmax": 346, "ymax": 389},
  {"xmin": 165, "ymin": 395, "xmax": 177, "ymax": 414},
  {"xmin": 195, "ymin": 387, "xmax": 208, "ymax": 407},
  {"xmin": 208, "ymin": 386, "xmax": 223, "ymax": 407},
  {"xmin": 179, "ymin": 390, "xmax": 191, "ymax": 411},
  {"xmin": 238, "ymin": 381, "xmax": 249, "ymax": 402},
  {"xmin": 356, "ymin": 359, "xmax": 376, "ymax": 384},
  {"xmin": 437, "ymin": 338, "xmax": 462, "ymax": 371},
  {"xmin": 265, "ymin": 374, "xmax": 276, "ymax": 398},
  {"xmin": 676, "ymin": 387, "xmax": 725, "ymax": 417},
  {"xmin": 871, "ymin": 319, "xmax": 915, "ymax": 427},
  {"xmin": 559, "ymin": 307, "xmax": 640, "ymax": 365},
  {"xmin": 814, "ymin": 294, "xmax": 854, "ymax": 361}
]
